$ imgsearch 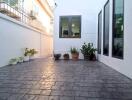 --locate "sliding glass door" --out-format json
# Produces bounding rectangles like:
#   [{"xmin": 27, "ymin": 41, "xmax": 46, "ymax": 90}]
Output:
[
  {"xmin": 98, "ymin": 11, "xmax": 102, "ymax": 54},
  {"xmin": 103, "ymin": 0, "xmax": 110, "ymax": 56},
  {"xmin": 112, "ymin": 0, "xmax": 124, "ymax": 59}
]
